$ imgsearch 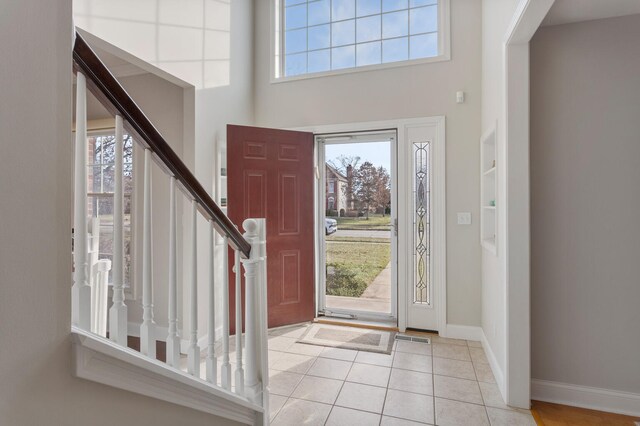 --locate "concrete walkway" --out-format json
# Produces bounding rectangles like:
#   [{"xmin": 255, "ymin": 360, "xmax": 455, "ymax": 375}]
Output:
[{"xmin": 361, "ymin": 262, "xmax": 391, "ymax": 299}]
